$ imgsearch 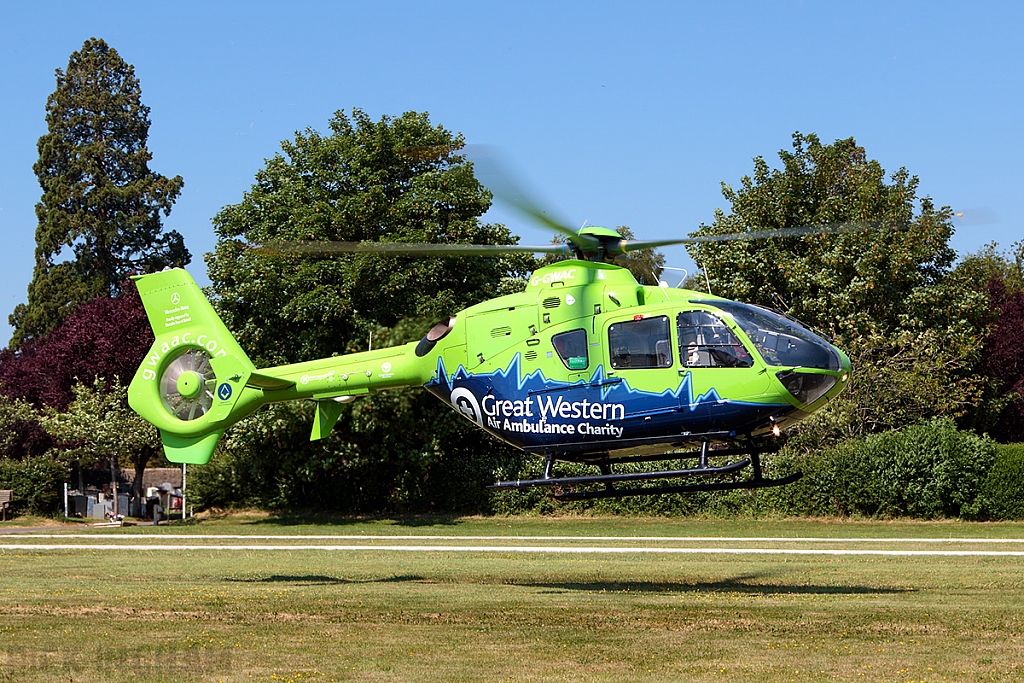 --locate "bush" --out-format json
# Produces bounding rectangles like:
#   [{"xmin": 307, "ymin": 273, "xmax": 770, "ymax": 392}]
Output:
[
  {"xmin": 0, "ymin": 456, "xmax": 67, "ymax": 516},
  {"xmin": 760, "ymin": 418, "xmax": 996, "ymax": 519},
  {"xmin": 980, "ymin": 443, "xmax": 1024, "ymax": 520},
  {"xmin": 869, "ymin": 420, "xmax": 995, "ymax": 519},
  {"xmin": 756, "ymin": 446, "xmax": 847, "ymax": 517}
]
